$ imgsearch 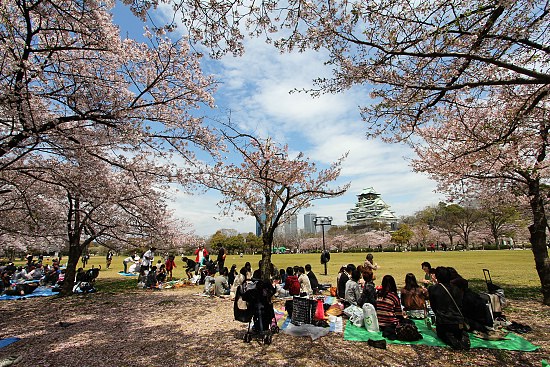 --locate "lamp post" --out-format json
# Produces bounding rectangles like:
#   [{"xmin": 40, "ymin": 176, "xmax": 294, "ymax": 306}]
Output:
[{"xmin": 313, "ymin": 216, "xmax": 332, "ymax": 275}]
